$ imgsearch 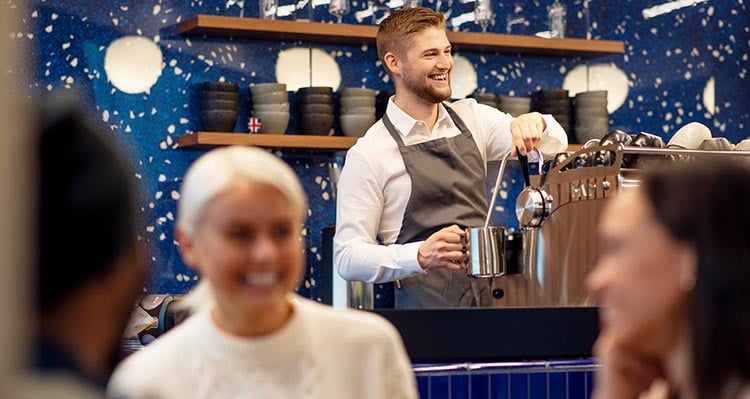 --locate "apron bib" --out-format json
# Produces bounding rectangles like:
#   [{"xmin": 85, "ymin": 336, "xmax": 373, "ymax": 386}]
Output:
[{"xmin": 384, "ymin": 105, "xmax": 493, "ymax": 309}]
